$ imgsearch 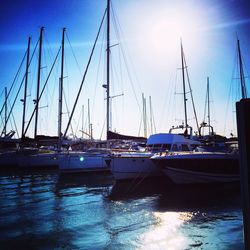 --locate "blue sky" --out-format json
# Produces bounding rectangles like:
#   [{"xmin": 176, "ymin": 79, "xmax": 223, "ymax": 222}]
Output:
[{"xmin": 0, "ymin": 0, "xmax": 250, "ymax": 139}]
